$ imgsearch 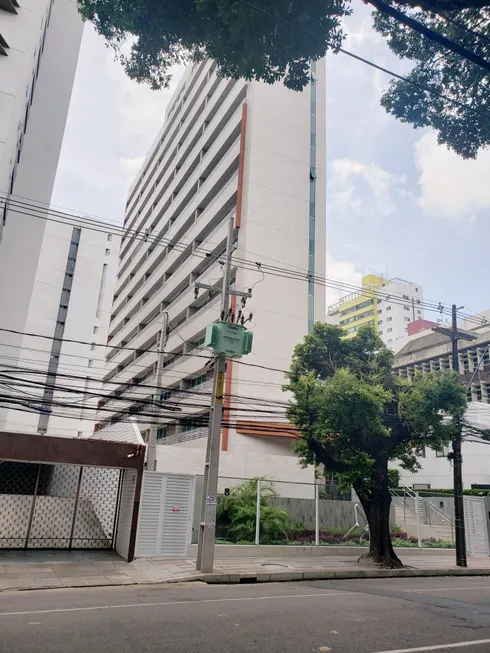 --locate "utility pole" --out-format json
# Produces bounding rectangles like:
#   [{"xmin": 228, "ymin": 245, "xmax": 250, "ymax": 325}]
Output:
[
  {"xmin": 433, "ymin": 304, "xmax": 476, "ymax": 568},
  {"xmin": 195, "ymin": 215, "xmax": 253, "ymax": 573},
  {"xmin": 147, "ymin": 309, "xmax": 169, "ymax": 471}
]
